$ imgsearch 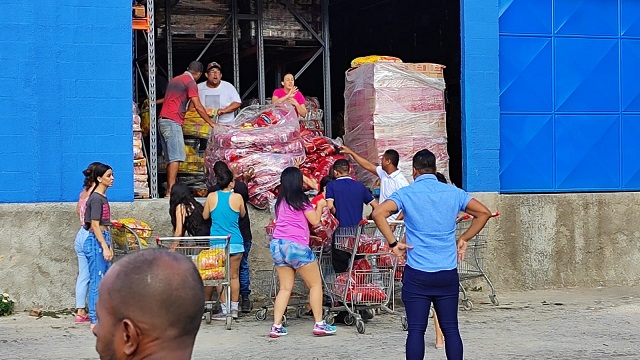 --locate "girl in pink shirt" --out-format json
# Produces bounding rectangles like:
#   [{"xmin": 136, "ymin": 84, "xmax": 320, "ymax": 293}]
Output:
[
  {"xmin": 272, "ymin": 73, "xmax": 308, "ymax": 117},
  {"xmin": 268, "ymin": 167, "xmax": 336, "ymax": 338}
]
